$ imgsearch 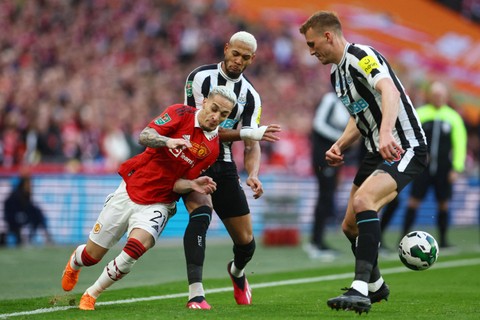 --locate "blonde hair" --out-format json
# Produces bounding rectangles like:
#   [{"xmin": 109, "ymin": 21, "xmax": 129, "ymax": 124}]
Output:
[
  {"xmin": 229, "ymin": 31, "xmax": 257, "ymax": 52},
  {"xmin": 209, "ymin": 86, "xmax": 237, "ymax": 106}
]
